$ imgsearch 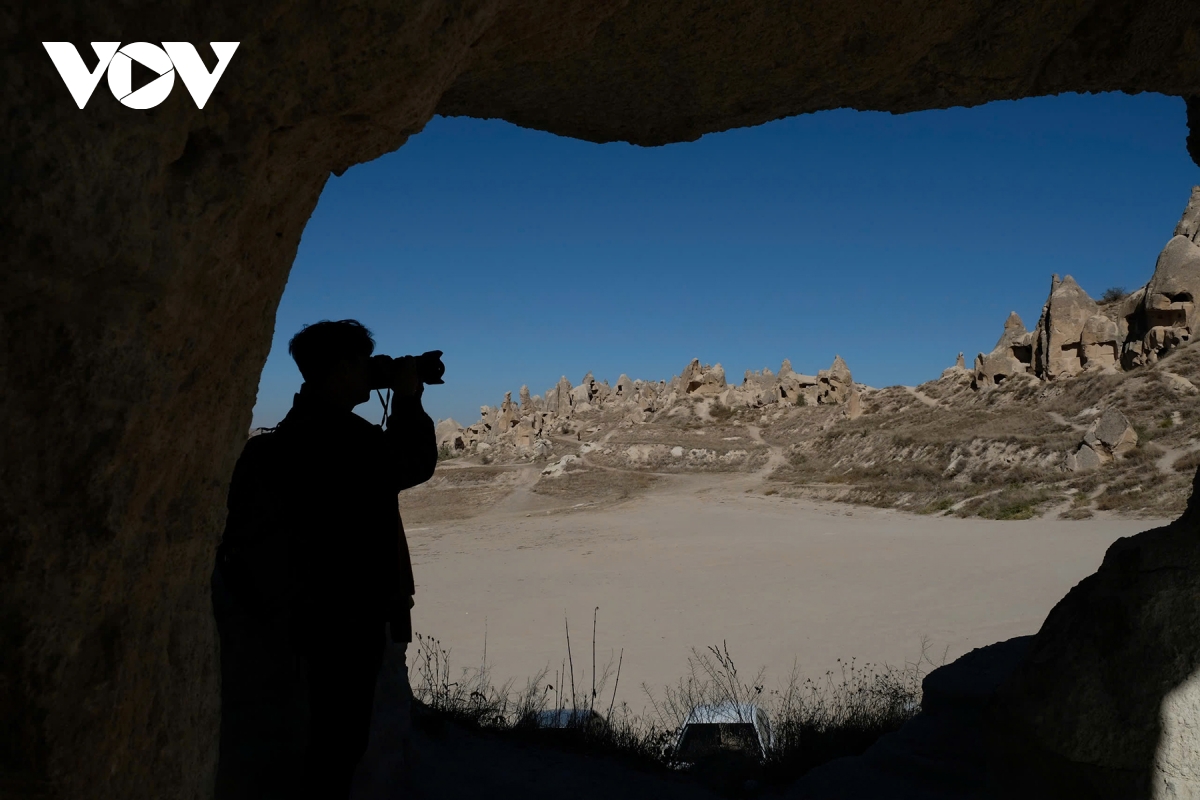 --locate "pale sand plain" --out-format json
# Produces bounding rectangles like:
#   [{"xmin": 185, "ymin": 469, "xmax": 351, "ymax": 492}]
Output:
[{"xmin": 402, "ymin": 467, "xmax": 1166, "ymax": 711}]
